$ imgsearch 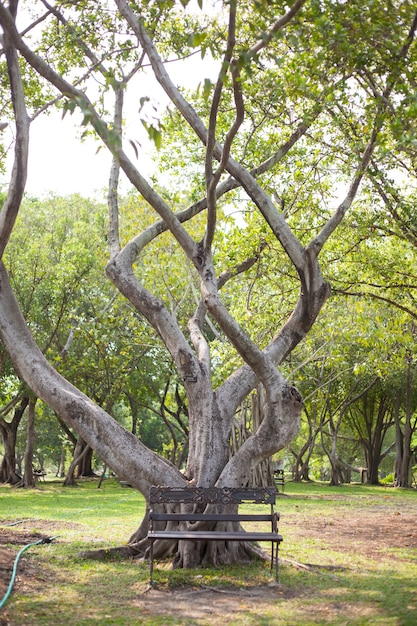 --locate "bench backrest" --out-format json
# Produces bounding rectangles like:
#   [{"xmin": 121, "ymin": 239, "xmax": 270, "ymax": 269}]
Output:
[{"xmin": 149, "ymin": 486, "xmax": 276, "ymax": 506}]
